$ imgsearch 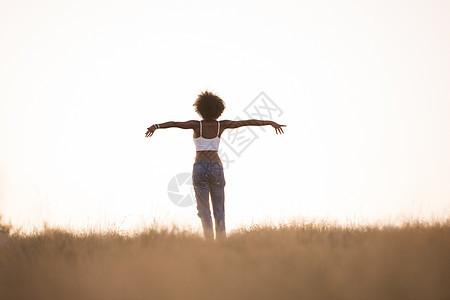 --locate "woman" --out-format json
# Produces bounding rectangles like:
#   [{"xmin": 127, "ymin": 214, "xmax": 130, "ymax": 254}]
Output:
[{"xmin": 145, "ymin": 90, "xmax": 286, "ymax": 239}]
